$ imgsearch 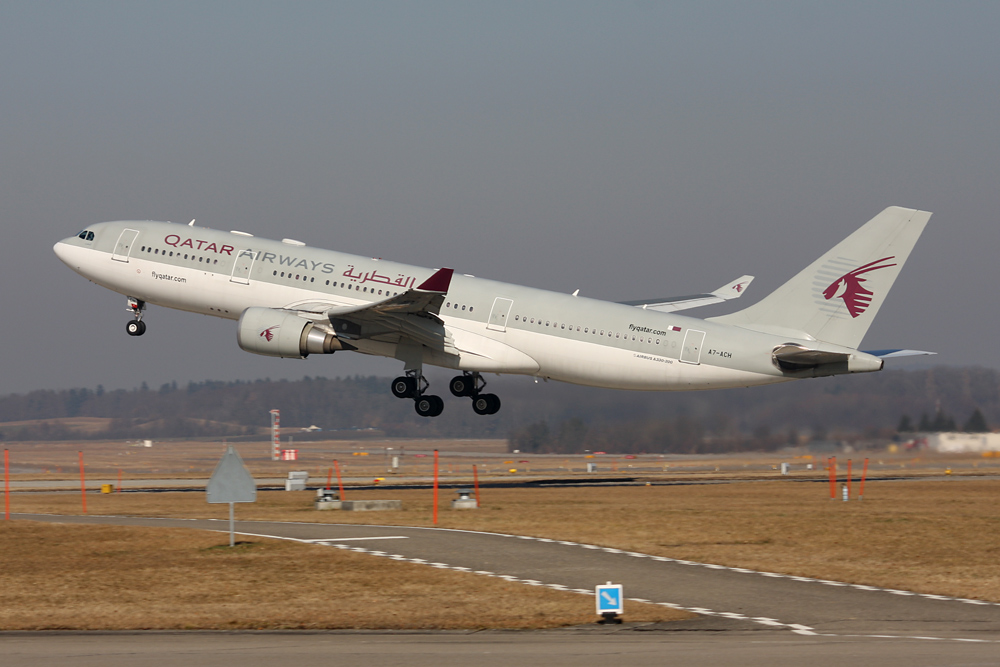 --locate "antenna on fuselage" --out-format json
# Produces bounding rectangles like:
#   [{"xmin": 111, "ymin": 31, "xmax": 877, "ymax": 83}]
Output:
[
  {"xmin": 189, "ymin": 219, "xmax": 196, "ymax": 226},
  {"xmin": 572, "ymin": 289, "xmax": 580, "ymax": 297}
]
